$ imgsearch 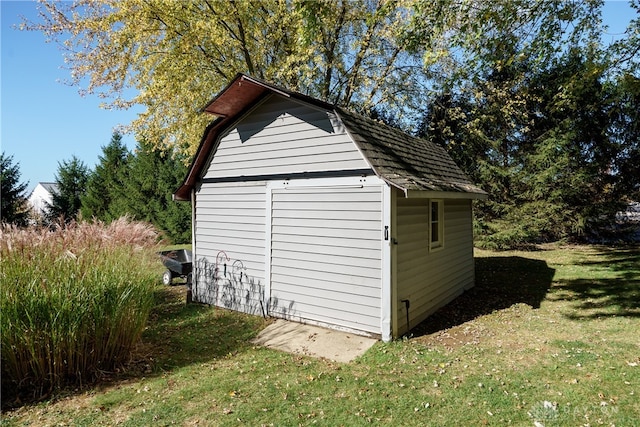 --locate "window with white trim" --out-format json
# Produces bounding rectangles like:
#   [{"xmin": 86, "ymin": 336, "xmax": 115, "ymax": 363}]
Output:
[{"xmin": 429, "ymin": 199, "xmax": 444, "ymax": 251}]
